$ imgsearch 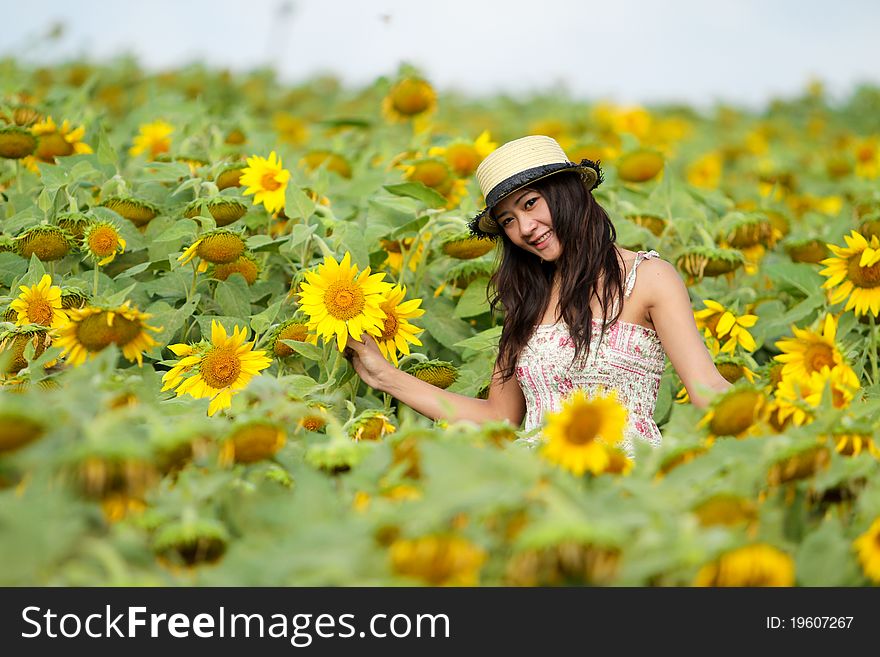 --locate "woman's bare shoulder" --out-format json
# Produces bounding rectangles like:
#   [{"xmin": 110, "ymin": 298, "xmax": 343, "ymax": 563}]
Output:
[{"xmin": 638, "ymin": 257, "xmax": 688, "ymax": 307}]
